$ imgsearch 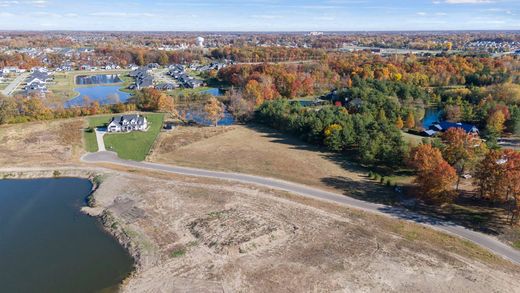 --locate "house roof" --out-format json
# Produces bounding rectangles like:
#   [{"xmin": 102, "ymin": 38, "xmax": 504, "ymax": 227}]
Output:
[
  {"xmin": 110, "ymin": 114, "xmax": 147, "ymax": 125},
  {"xmin": 432, "ymin": 121, "xmax": 479, "ymax": 133}
]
